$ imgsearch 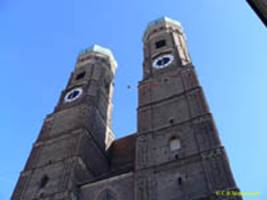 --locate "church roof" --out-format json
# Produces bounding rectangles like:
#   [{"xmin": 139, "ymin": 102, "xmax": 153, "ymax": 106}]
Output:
[
  {"xmin": 109, "ymin": 133, "xmax": 136, "ymax": 173},
  {"xmin": 78, "ymin": 134, "xmax": 137, "ymax": 187}
]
